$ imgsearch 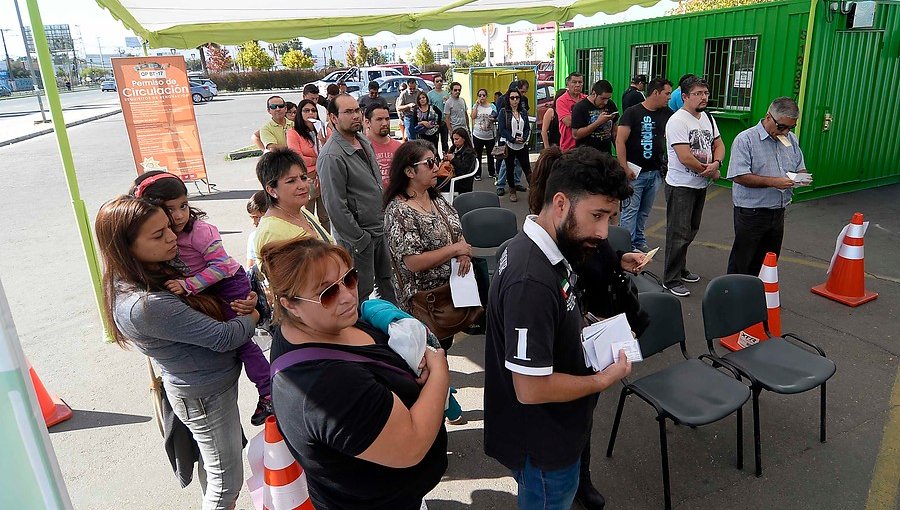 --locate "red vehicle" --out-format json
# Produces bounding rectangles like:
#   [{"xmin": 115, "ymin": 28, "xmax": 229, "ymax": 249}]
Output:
[
  {"xmin": 535, "ymin": 80, "xmax": 556, "ymax": 130},
  {"xmin": 382, "ymin": 63, "xmax": 443, "ymax": 83},
  {"xmin": 537, "ymin": 61, "xmax": 554, "ymax": 82}
]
